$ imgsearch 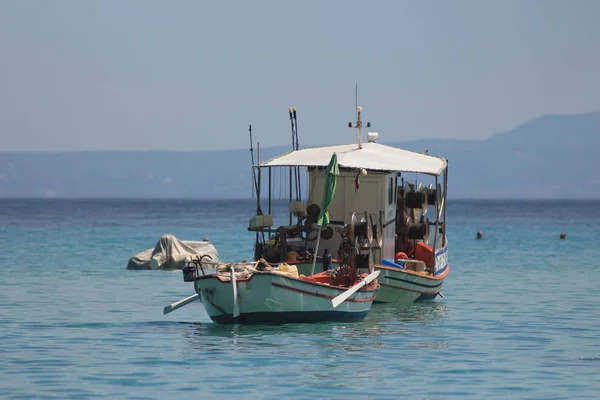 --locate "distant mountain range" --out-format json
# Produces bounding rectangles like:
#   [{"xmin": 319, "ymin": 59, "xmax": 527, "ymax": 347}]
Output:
[{"xmin": 1, "ymin": 112, "xmax": 598, "ymax": 199}]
